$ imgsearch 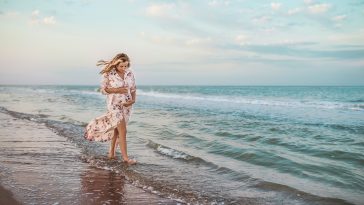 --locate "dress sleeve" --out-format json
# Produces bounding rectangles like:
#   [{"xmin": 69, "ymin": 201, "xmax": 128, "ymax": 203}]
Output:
[
  {"xmin": 129, "ymin": 71, "xmax": 137, "ymax": 93},
  {"xmin": 100, "ymin": 73, "xmax": 109, "ymax": 95}
]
